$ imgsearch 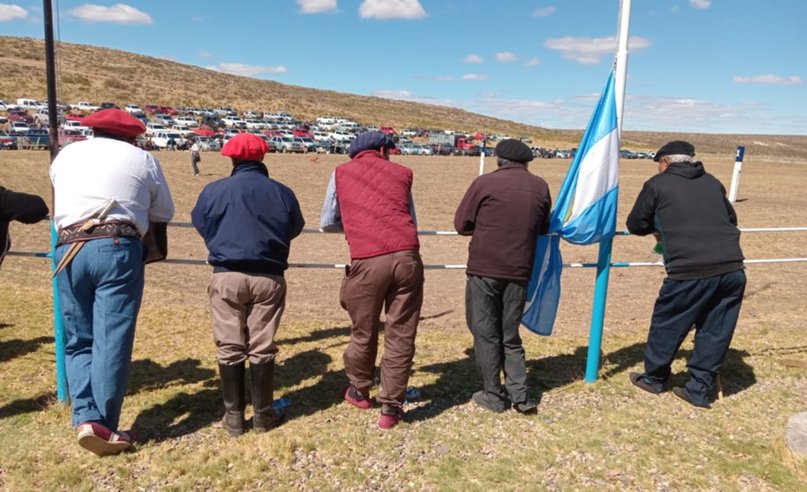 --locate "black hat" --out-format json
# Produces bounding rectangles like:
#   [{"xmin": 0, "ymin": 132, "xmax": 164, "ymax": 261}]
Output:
[
  {"xmin": 495, "ymin": 139, "xmax": 534, "ymax": 163},
  {"xmin": 653, "ymin": 140, "xmax": 695, "ymax": 162},
  {"xmin": 348, "ymin": 131, "xmax": 396, "ymax": 158}
]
